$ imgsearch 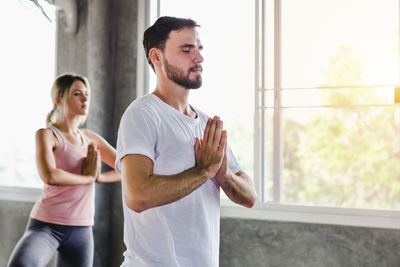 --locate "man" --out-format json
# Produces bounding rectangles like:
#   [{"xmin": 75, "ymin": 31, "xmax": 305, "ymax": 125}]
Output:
[{"xmin": 116, "ymin": 16, "xmax": 257, "ymax": 267}]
